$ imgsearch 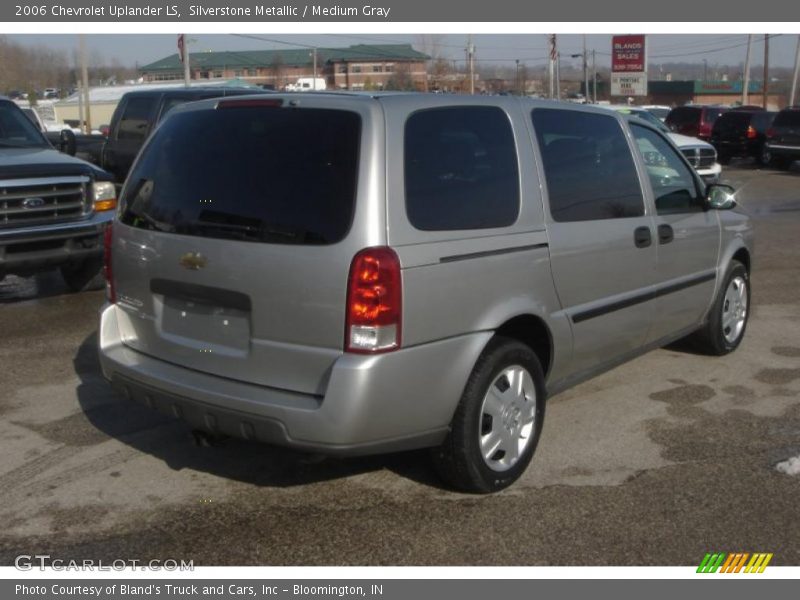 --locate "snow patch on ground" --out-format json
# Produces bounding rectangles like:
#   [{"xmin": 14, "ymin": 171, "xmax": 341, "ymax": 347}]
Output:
[{"xmin": 776, "ymin": 455, "xmax": 800, "ymax": 476}]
